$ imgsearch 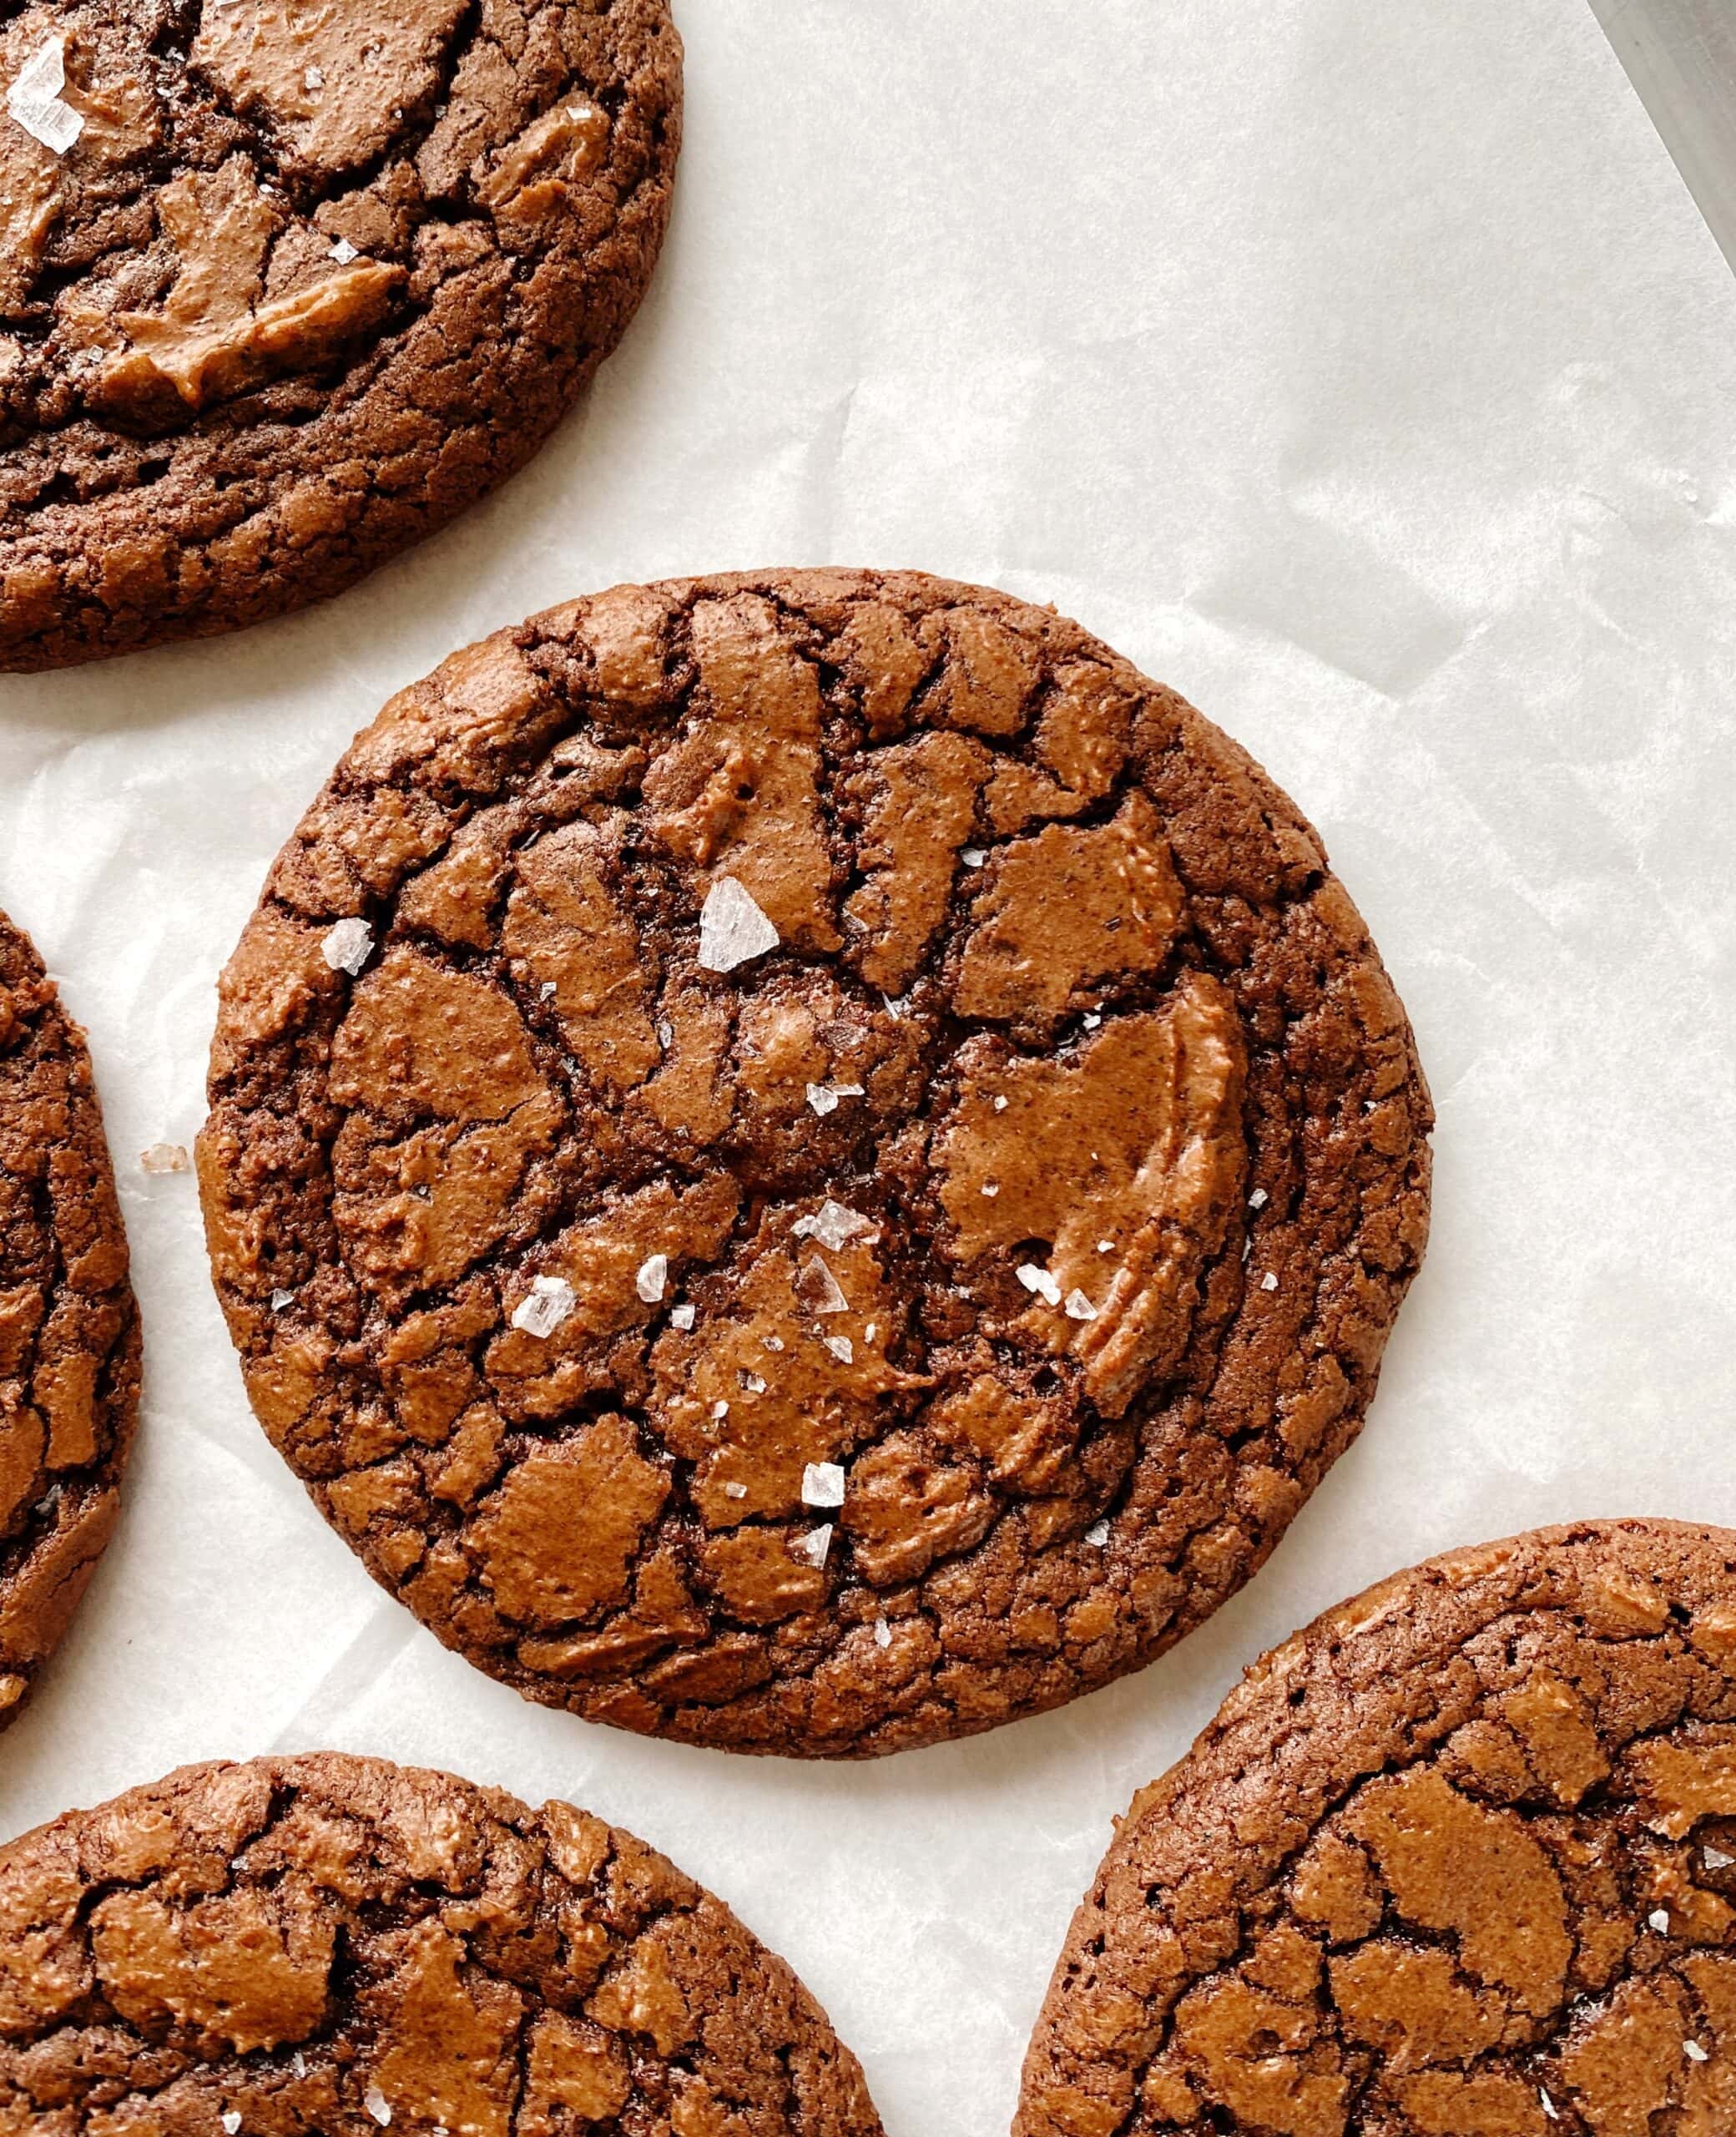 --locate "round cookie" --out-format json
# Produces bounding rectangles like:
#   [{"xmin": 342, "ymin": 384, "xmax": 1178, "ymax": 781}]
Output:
[
  {"xmin": 1018, "ymin": 1519, "xmax": 1736, "ymax": 2137},
  {"xmin": 0, "ymin": 0, "xmax": 681, "ymax": 671},
  {"xmin": 0, "ymin": 1751, "xmax": 884, "ymax": 2134},
  {"xmin": 196, "ymin": 568, "xmax": 1432, "ymax": 1756},
  {"xmin": 0, "ymin": 905, "xmax": 139, "ymax": 1730}
]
